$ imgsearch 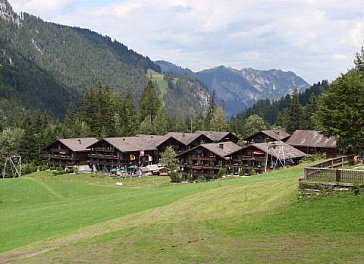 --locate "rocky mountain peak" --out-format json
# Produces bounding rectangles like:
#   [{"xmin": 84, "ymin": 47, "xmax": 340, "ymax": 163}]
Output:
[{"xmin": 0, "ymin": 0, "xmax": 20, "ymax": 25}]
